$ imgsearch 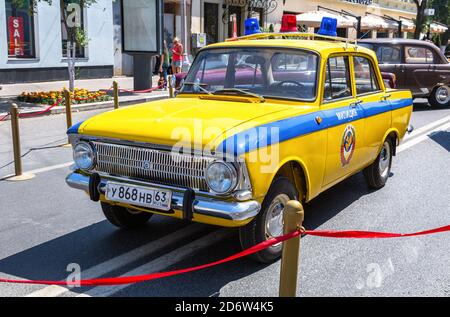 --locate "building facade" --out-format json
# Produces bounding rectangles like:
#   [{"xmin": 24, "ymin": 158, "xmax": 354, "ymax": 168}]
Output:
[{"xmin": 0, "ymin": 0, "xmax": 114, "ymax": 84}]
